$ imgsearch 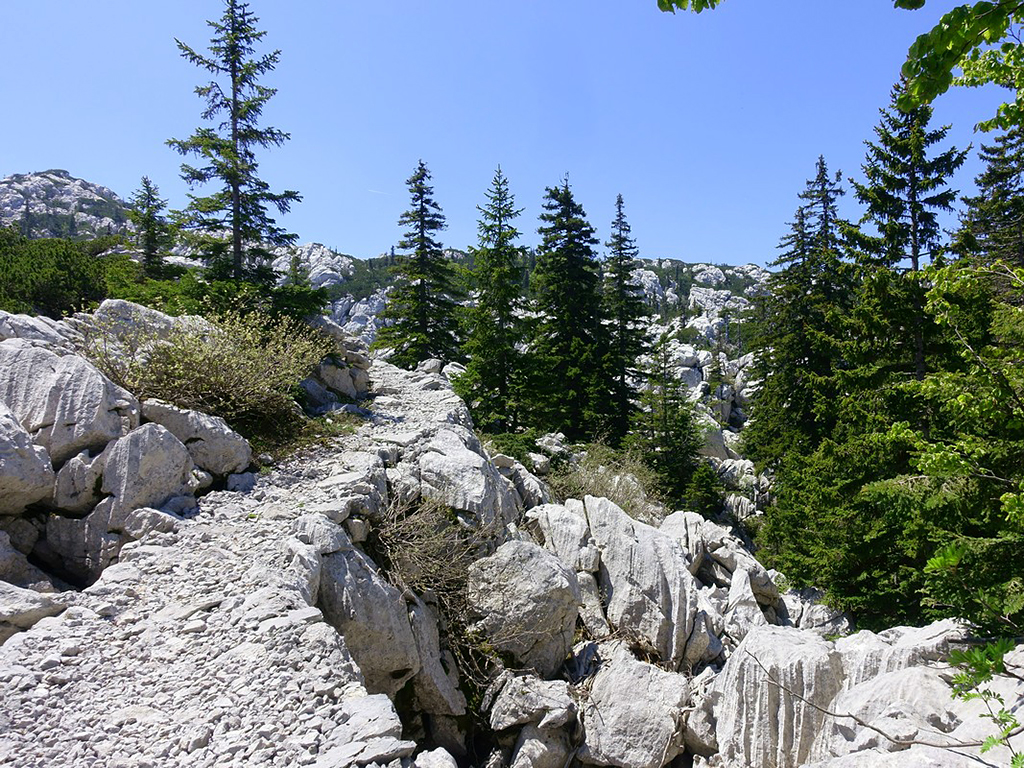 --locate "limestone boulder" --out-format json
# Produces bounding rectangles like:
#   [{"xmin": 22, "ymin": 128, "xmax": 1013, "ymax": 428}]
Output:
[
  {"xmin": 724, "ymin": 567, "xmax": 768, "ymax": 643},
  {"xmin": 0, "ymin": 531, "xmax": 52, "ymax": 589},
  {"xmin": 141, "ymin": 399, "xmax": 251, "ymax": 476},
  {"xmin": 526, "ymin": 503, "xmax": 600, "ymax": 572},
  {"xmin": 318, "ymin": 532, "xmax": 421, "ymax": 696},
  {"xmin": 0, "ymin": 401, "xmax": 55, "ymax": 515},
  {"xmin": 0, "ymin": 581, "xmax": 66, "ymax": 643},
  {"xmin": 468, "ymin": 540, "xmax": 580, "ymax": 677},
  {"xmin": 583, "ymin": 495, "xmax": 704, "ymax": 670},
  {"xmin": 510, "ymin": 724, "xmax": 572, "ymax": 768},
  {"xmin": 101, "ymin": 424, "xmax": 196, "ymax": 527},
  {"xmin": 0, "ymin": 310, "xmax": 75, "ymax": 350},
  {"xmin": 709, "ymin": 626, "xmax": 845, "ymax": 768},
  {"xmin": 52, "ymin": 446, "xmax": 108, "ymax": 515},
  {"xmin": 489, "ymin": 674, "xmax": 576, "ymax": 731},
  {"xmin": 0, "ymin": 340, "xmax": 139, "ymax": 466},
  {"xmin": 577, "ymin": 641, "xmax": 689, "ymax": 768},
  {"xmin": 659, "ymin": 510, "xmax": 708, "ymax": 575}
]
